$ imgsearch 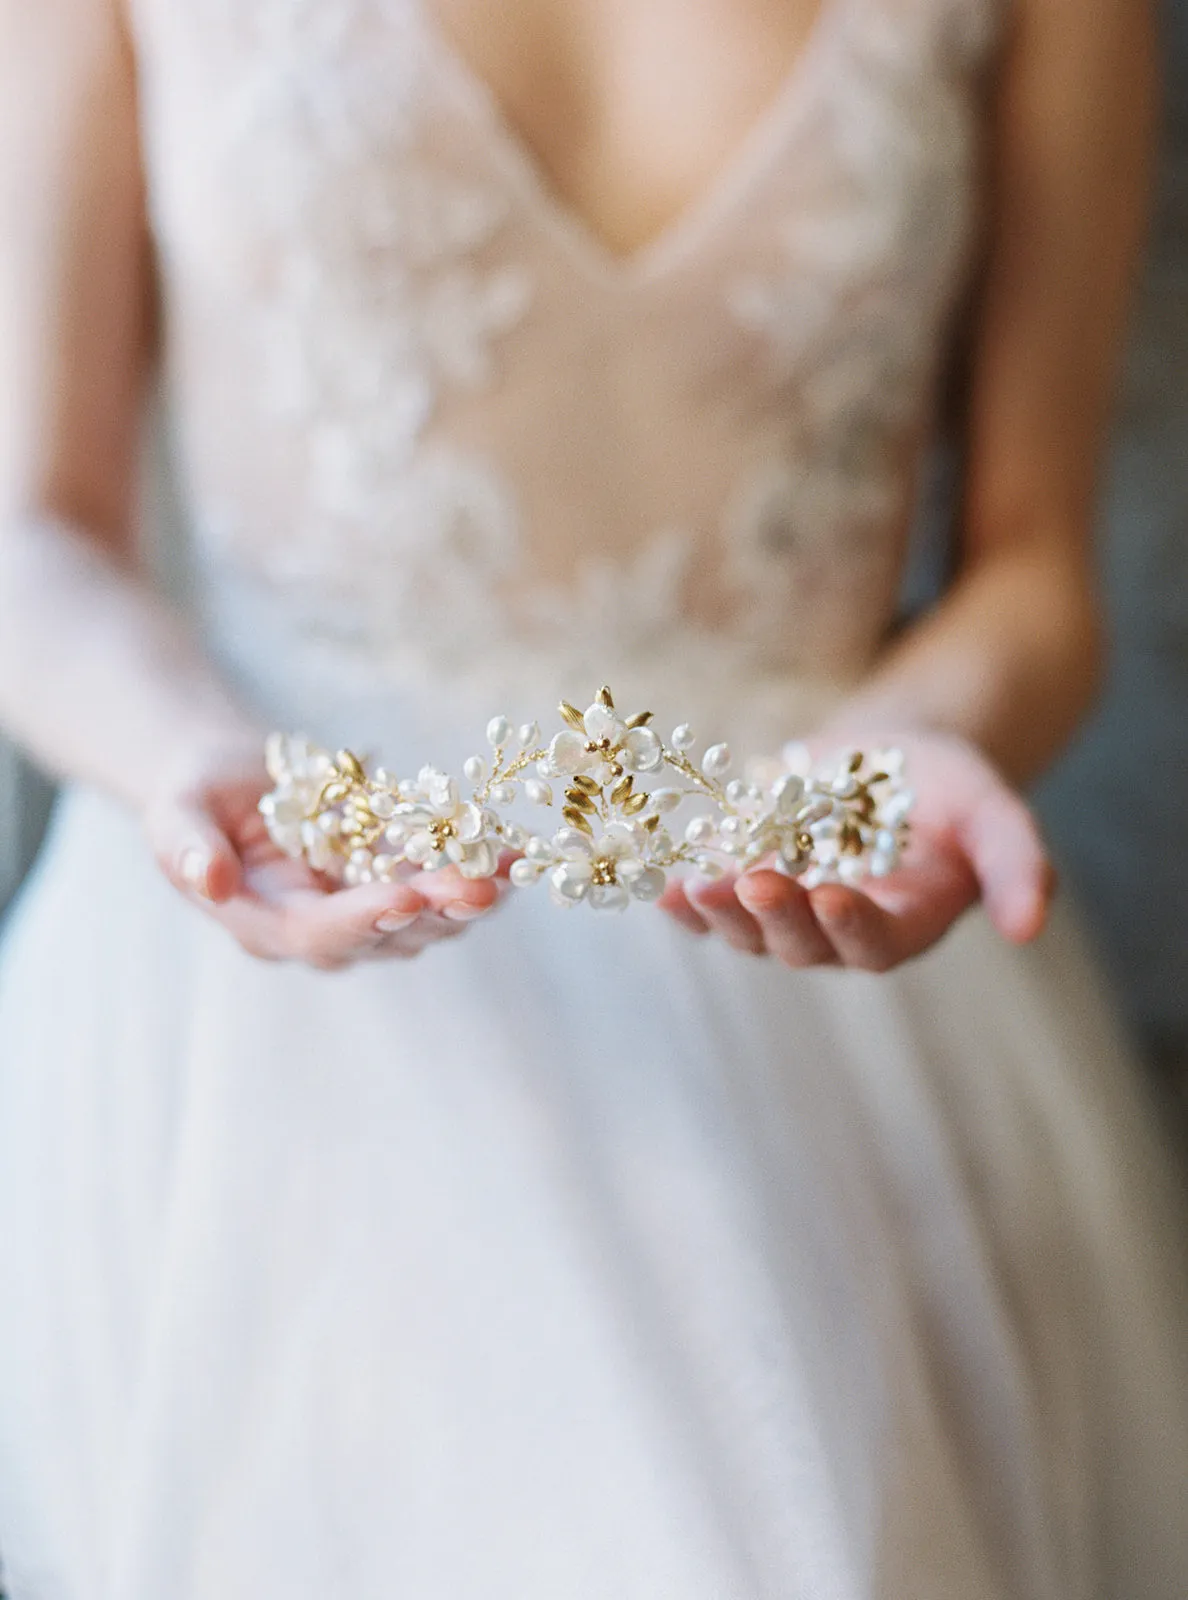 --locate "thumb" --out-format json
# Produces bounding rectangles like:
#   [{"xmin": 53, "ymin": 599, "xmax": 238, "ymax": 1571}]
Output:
[
  {"xmin": 146, "ymin": 799, "xmax": 244, "ymax": 904},
  {"xmin": 959, "ymin": 785, "xmax": 1055, "ymax": 944}
]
